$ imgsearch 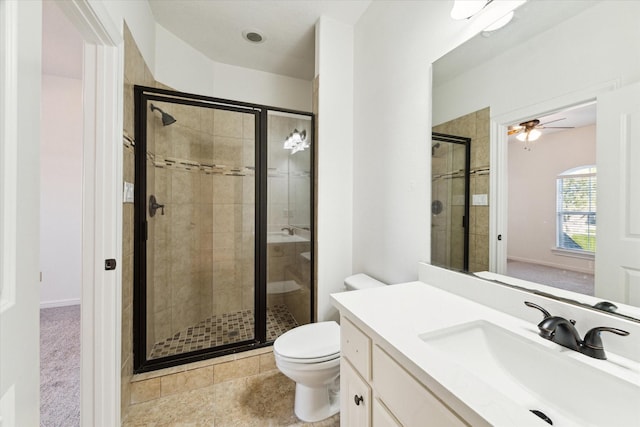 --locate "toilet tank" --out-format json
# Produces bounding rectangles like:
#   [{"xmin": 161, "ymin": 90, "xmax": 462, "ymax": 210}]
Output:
[{"xmin": 344, "ymin": 273, "xmax": 387, "ymax": 291}]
